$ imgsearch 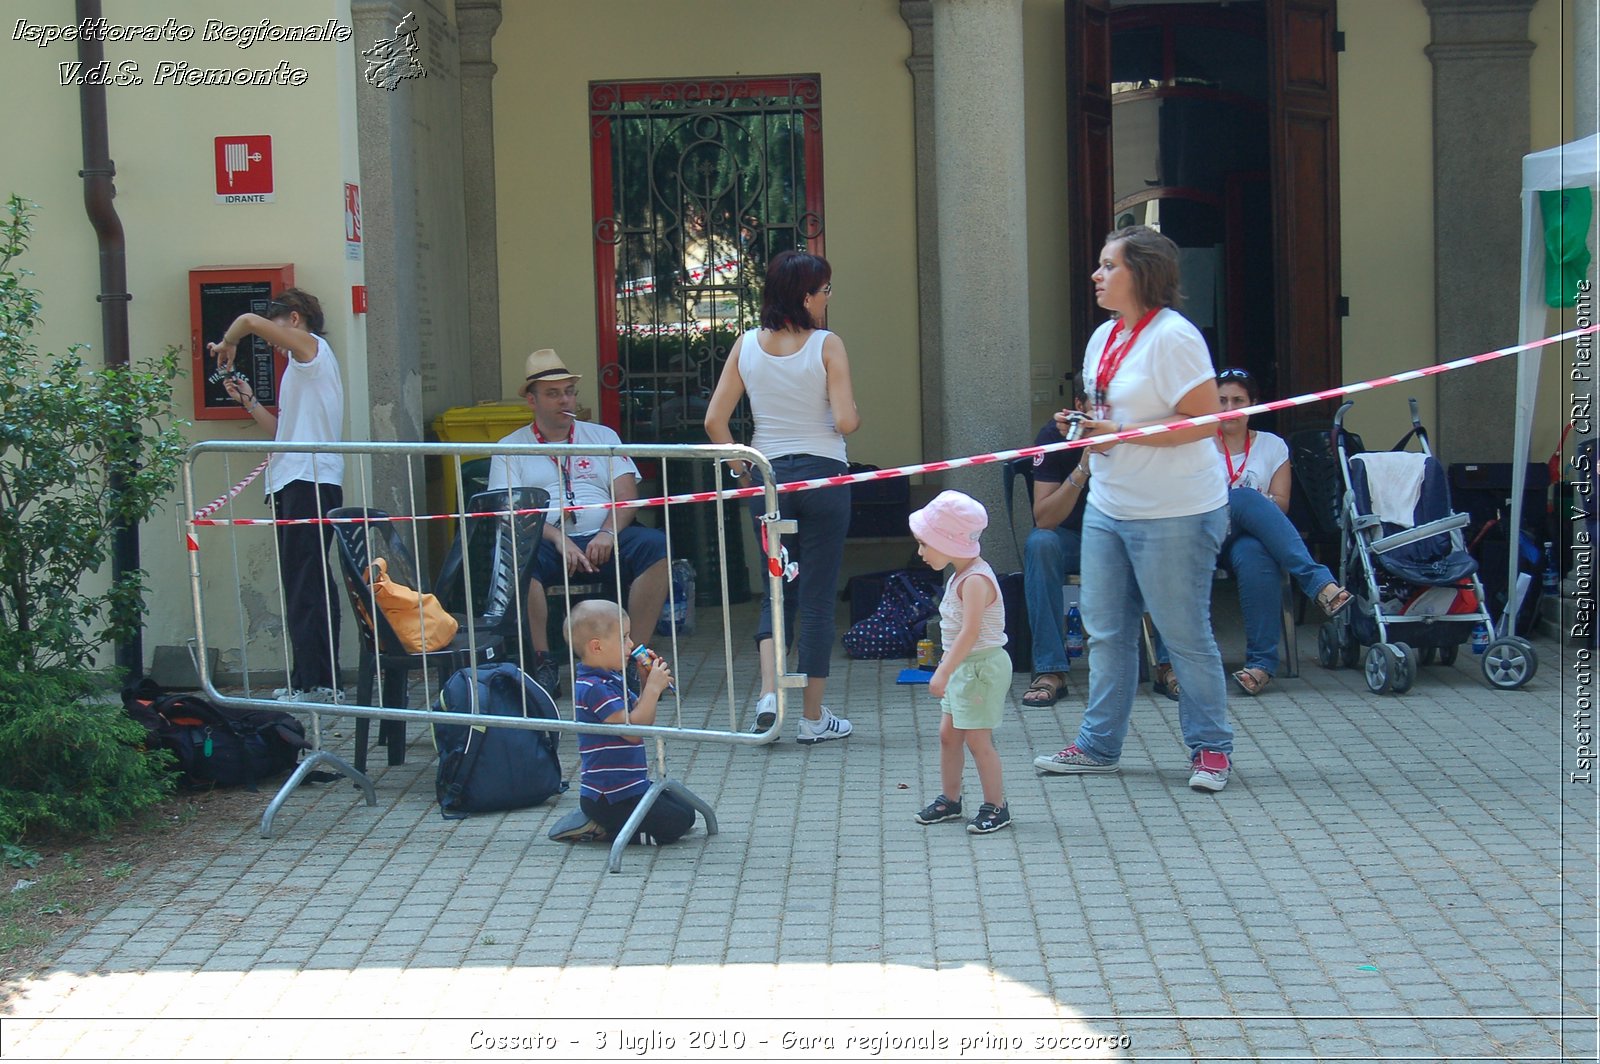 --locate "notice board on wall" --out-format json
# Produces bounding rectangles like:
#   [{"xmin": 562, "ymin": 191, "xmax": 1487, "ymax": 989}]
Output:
[{"xmin": 190, "ymin": 265, "xmax": 294, "ymax": 421}]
